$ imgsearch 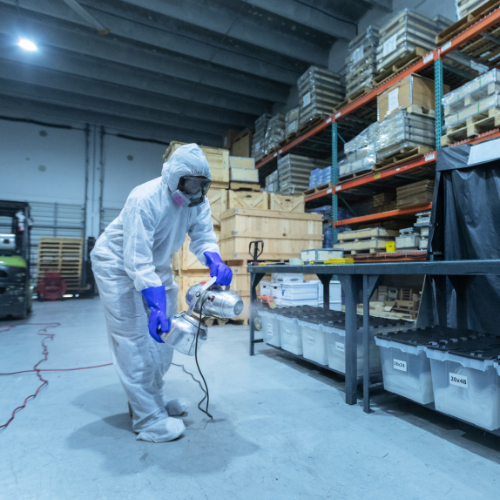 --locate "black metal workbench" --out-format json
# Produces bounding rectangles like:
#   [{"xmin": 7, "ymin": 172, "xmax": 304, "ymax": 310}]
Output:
[{"xmin": 248, "ymin": 260, "xmax": 500, "ymax": 413}]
